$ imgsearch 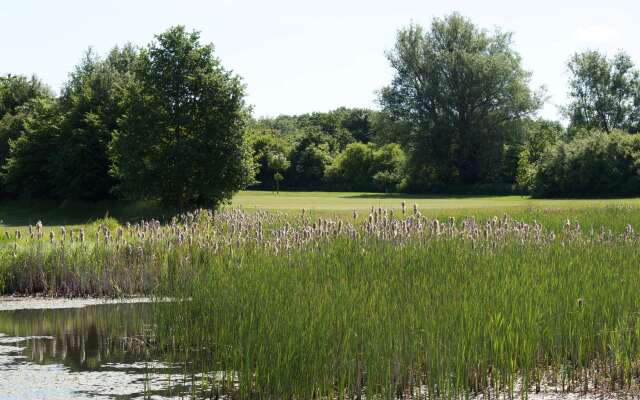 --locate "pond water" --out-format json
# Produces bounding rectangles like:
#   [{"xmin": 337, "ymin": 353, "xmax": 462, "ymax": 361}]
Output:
[{"xmin": 0, "ymin": 300, "xmax": 192, "ymax": 400}]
